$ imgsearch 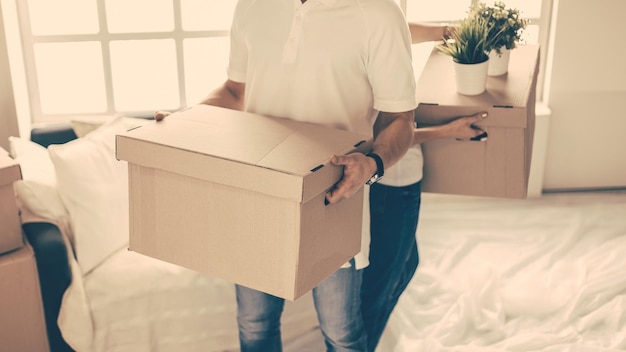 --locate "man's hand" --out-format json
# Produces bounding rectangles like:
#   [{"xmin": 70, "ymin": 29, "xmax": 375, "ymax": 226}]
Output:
[
  {"xmin": 413, "ymin": 112, "xmax": 490, "ymax": 145},
  {"xmin": 445, "ymin": 112, "xmax": 487, "ymax": 140},
  {"xmin": 324, "ymin": 109, "xmax": 413, "ymax": 205},
  {"xmin": 154, "ymin": 111, "xmax": 171, "ymax": 122},
  {"xmin": 152, "ymin": 79, "xmax": 245, "ymax": 122},
  {"xmin": 325, "ymin": 153, "xmax": 377, "ymax": 205}
]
